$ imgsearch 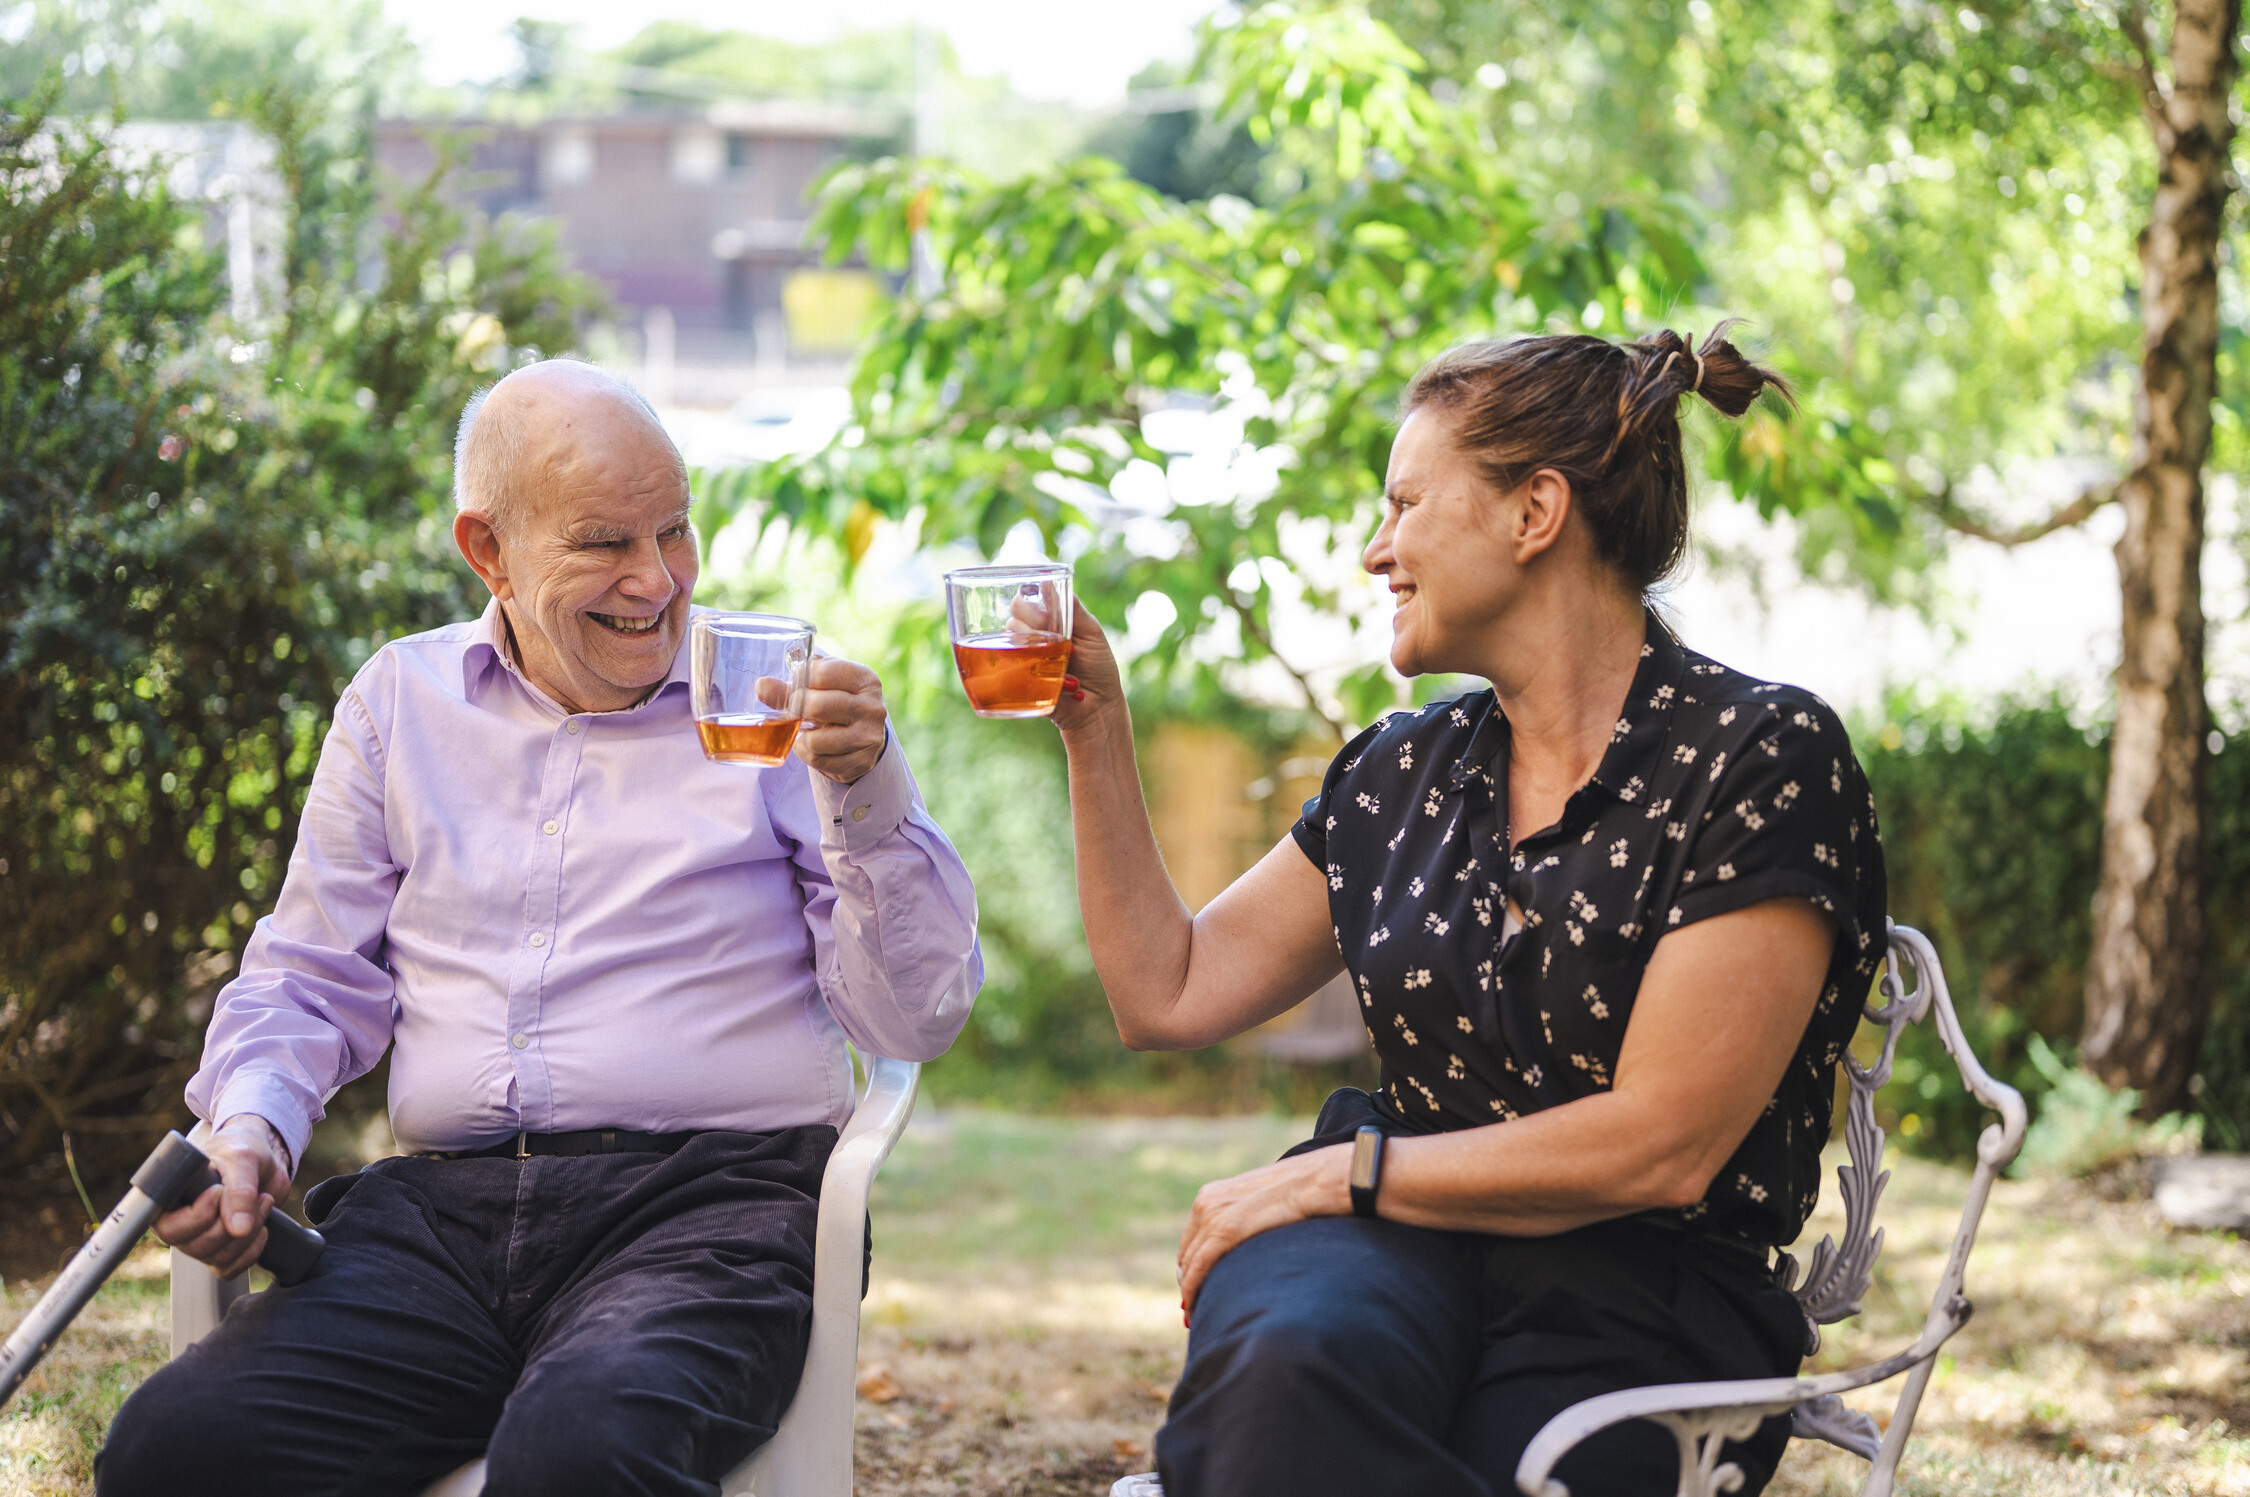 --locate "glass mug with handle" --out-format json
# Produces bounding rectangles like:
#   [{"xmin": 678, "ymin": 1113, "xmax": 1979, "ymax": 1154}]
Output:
[
  {"xmin": 945, "ymin": 563, "xmax": 1073, "ymax": 718},
  {"xmin": 690, "ymin": 612, "xmax": 816, "ymax": 766}
]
